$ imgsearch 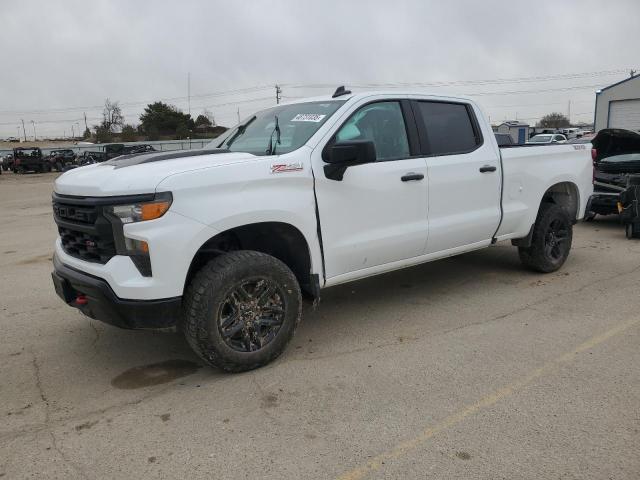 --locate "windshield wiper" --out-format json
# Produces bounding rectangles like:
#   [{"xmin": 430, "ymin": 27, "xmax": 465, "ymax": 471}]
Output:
[
  {"xmin": 266, "ymin": 115, "xmax": 281, "ymax": 155},
  {"xmin": 219, "ymin": 115, "xmax": 256, "ymax": 149}
]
